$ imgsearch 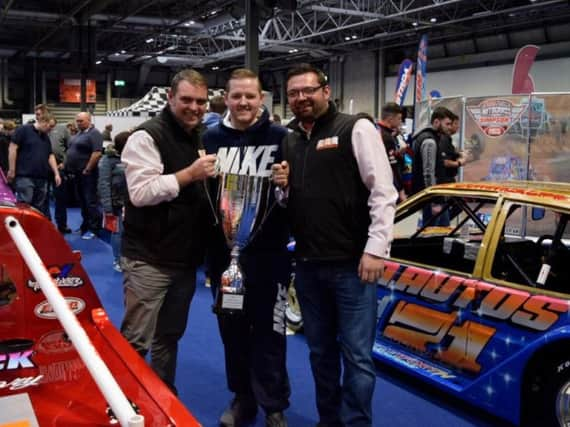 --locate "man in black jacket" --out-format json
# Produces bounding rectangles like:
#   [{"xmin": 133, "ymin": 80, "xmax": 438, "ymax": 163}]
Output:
[
  {"xmin": 378, "ymin": 102, "xmax": 406, "ymax": 202},
  {"xmin": 119, "ymin": 69, "xmax": 217, "ymax": 392},
  {"xmin": 273, "ymin": 64, "xmax": 397, "ymax": 427}
]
